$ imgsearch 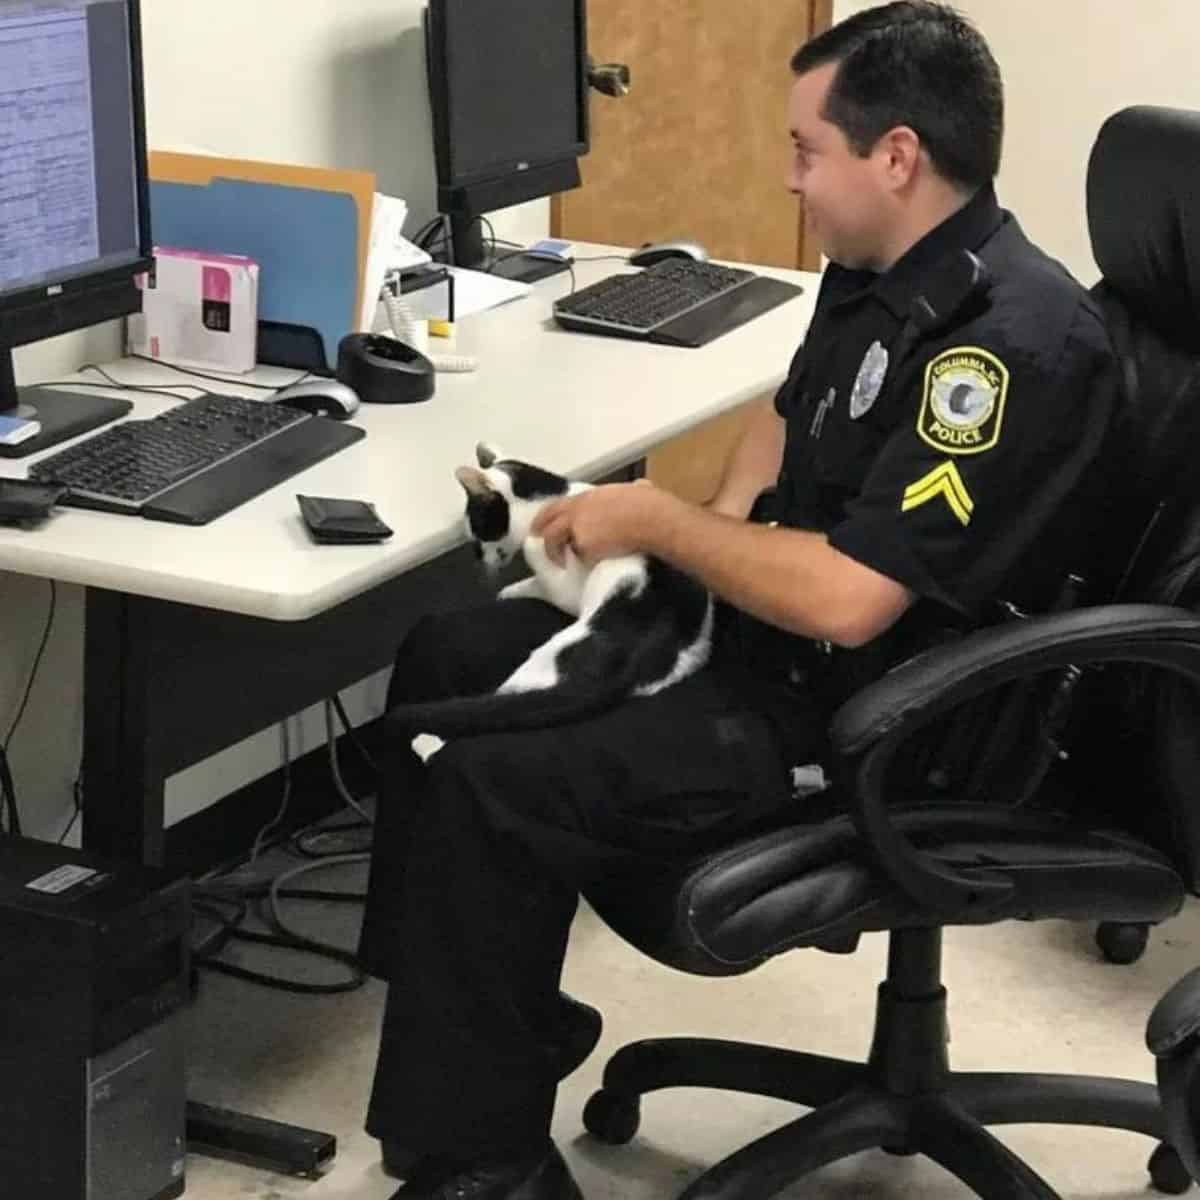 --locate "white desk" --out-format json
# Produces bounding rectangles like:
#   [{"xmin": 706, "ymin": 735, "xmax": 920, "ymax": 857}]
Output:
[
  {"xmin": 0, "ymin": 248, "xmax": 818, "ymax": 621},
  {"xmin": 0, "ymin": 246, "xmax": 818, "ymax": 1180},
  {"xmin": 2, "ymin": 246, "xmax": 818, "ymax": 867}
]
